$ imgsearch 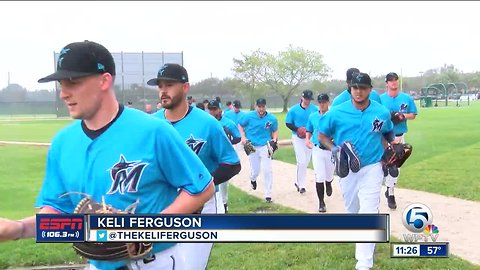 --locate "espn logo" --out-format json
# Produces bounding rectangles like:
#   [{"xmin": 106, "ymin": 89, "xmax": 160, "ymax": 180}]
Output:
[{"xmin": 39, "ymin": 217, "xmax": 83, "ymax": 230}]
